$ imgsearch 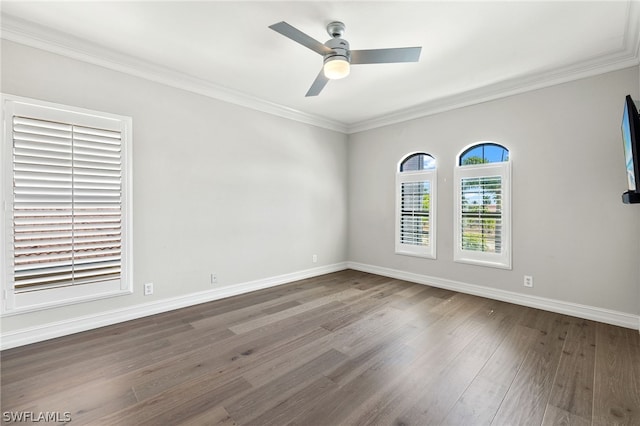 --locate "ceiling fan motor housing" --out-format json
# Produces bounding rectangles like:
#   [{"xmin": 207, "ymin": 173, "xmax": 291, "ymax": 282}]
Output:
[{"xmin": 324, "ymin": 37, "xmax": 350, "ymax": 63}]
